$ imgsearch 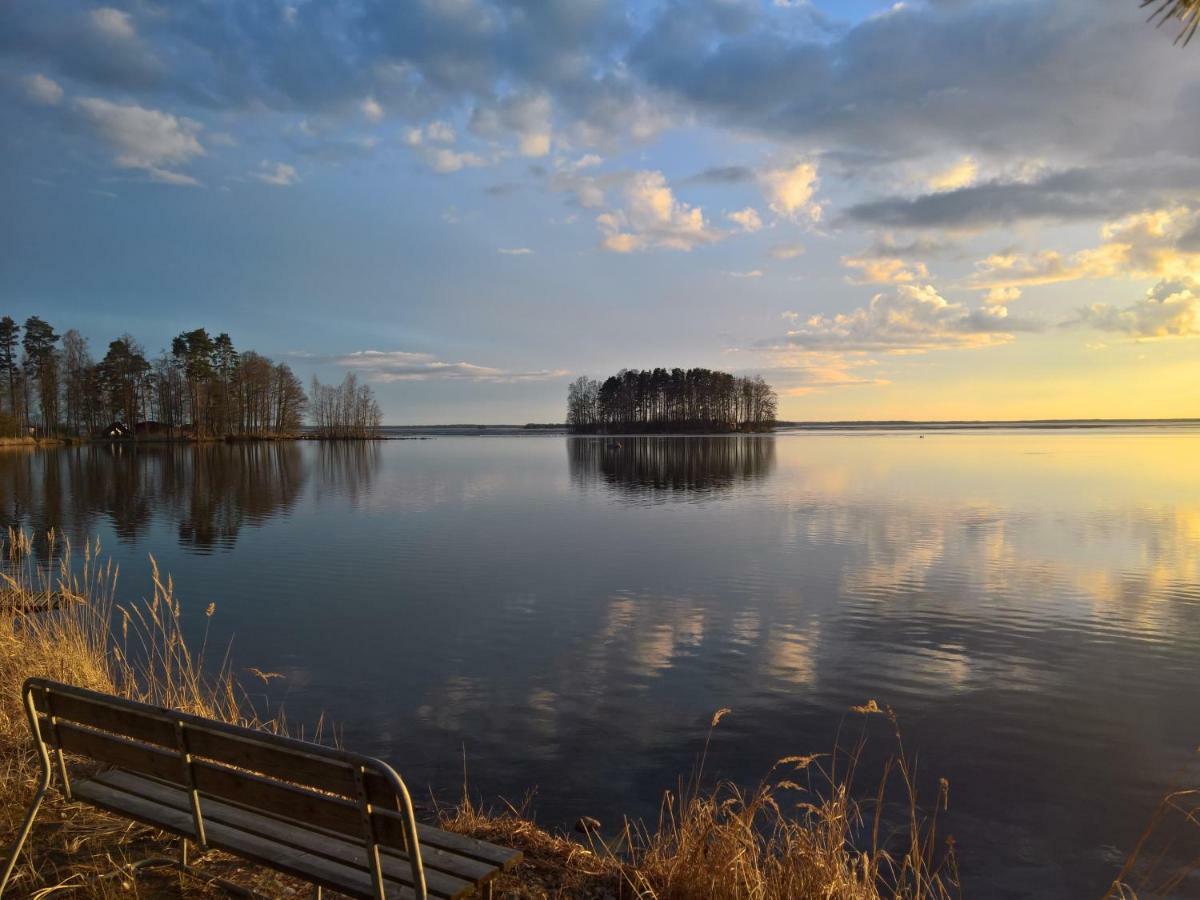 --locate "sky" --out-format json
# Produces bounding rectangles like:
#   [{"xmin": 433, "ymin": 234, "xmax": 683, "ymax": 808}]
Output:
[{"xmin": 2, "ymin": 0, "xmax": 1199, "ymax": 424}]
